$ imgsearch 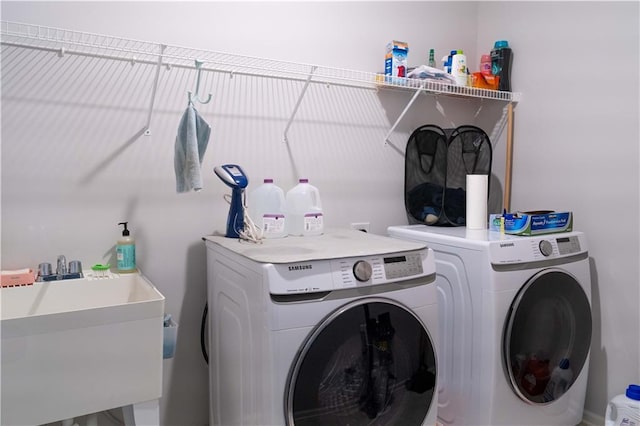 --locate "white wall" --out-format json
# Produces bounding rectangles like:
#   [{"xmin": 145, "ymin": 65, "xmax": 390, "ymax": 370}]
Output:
[{"xmin": 1, "ymin": 2, "xmax": 638, "ymax": 425}]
